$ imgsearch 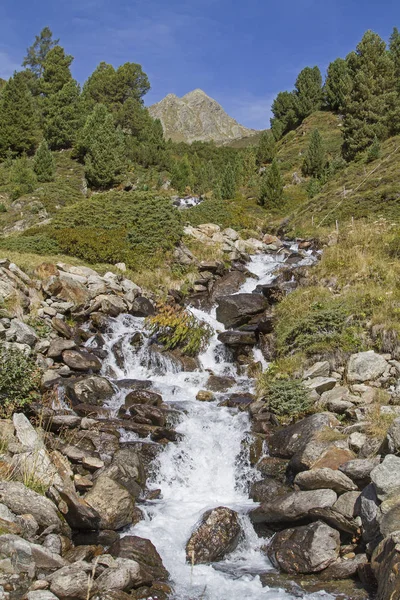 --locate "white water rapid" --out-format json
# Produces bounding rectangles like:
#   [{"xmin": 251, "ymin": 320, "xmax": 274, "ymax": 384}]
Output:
[{"xmin": 98, "ymin": 252, "xmax": 333, "ymax": 600}]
